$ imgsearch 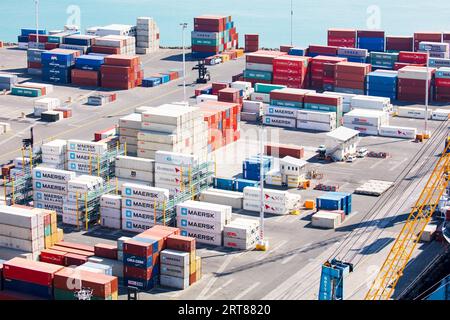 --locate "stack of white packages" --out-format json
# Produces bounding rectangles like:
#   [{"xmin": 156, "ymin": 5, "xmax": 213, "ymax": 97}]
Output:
[
  {"xmin": 95, "ymin": 35, "xmax": 136, "ymax": 55},
  {"xmin": 67, "ymin": 140, "xmax": 108, "ymax": 175},
  {"xmin": 32, "ymin": 166, "xmax": 75, "ymax": 215},
  {"xmin": 33, "ymin": 98, "xmax": 61, "ymax": 117},
  {"xmin": 160, "ymin": 249, "xmax": 190, "ymax": 290},
  {"xmin": 243, "ymin": 187, "xmax": 302, "ymax": 215},
  {"xmin": 41, "ymin": 139, "xmax": 67, "ymax": 170},
  {"xmin": 63, "ymin": 175, "xmax": 104, "ymax": 225},
  {"xmin": 115, "ymin": 155, "xmax": 155, "ymax": 189},
  {"xmin": 154, "ymin": 151, "xmax": 201, "ymax": 196},
  {"xmin": 343, "ymin": 109, "xmax": 389, "ymax": 136},
  {"xmin": 100, "ymin": 194, "xmax": 122, "ymax": 229},
  {"xmin": 119, "ymin": 113, "xmax": 141, "ymax": 156},
  {"xmin": 138, "ymin": 104, "xmax": 208, "ymax": 161},
  {"xmin": 95, "ymin": 24, "xmax": 136, "ymax": 37},
  {"xmin": 223, "ymin": 217, "xmax": 259, "ymax": 250},
  {"xmin": 0, "ymin": 206, "xmax": 44, "ymax": 258},
  {"xmin": 176, "ymin": 200, "xmax": 232, "ymax": 246},
  {"xmin": 136, "ymin": 17, "xmax": 160, "ymax": 55},
  {"xmin": 121, "ymin": 183, "xmax": 169, "ymax": 233}
]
